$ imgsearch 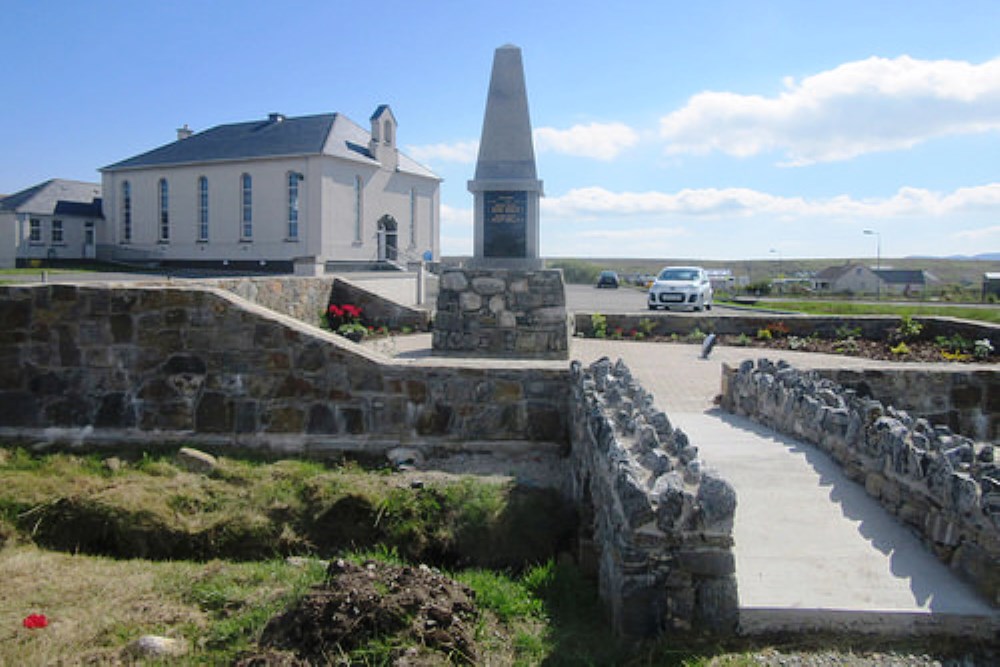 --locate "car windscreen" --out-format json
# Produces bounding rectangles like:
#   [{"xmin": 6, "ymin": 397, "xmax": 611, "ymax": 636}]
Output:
[{"xmin": 658, "ymin": 269, "xmax": 697, "ymax": 281}]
